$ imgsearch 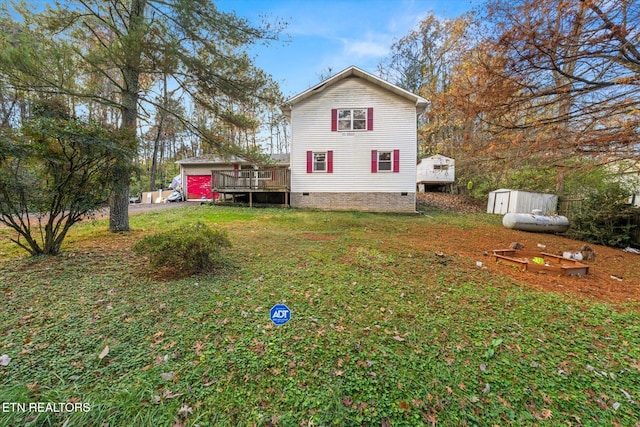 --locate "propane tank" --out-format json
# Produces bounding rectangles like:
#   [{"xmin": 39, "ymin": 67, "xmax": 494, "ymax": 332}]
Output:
[{"xmin": 503, "ymin": 211, "xmax": 570, "ymax": 233}]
